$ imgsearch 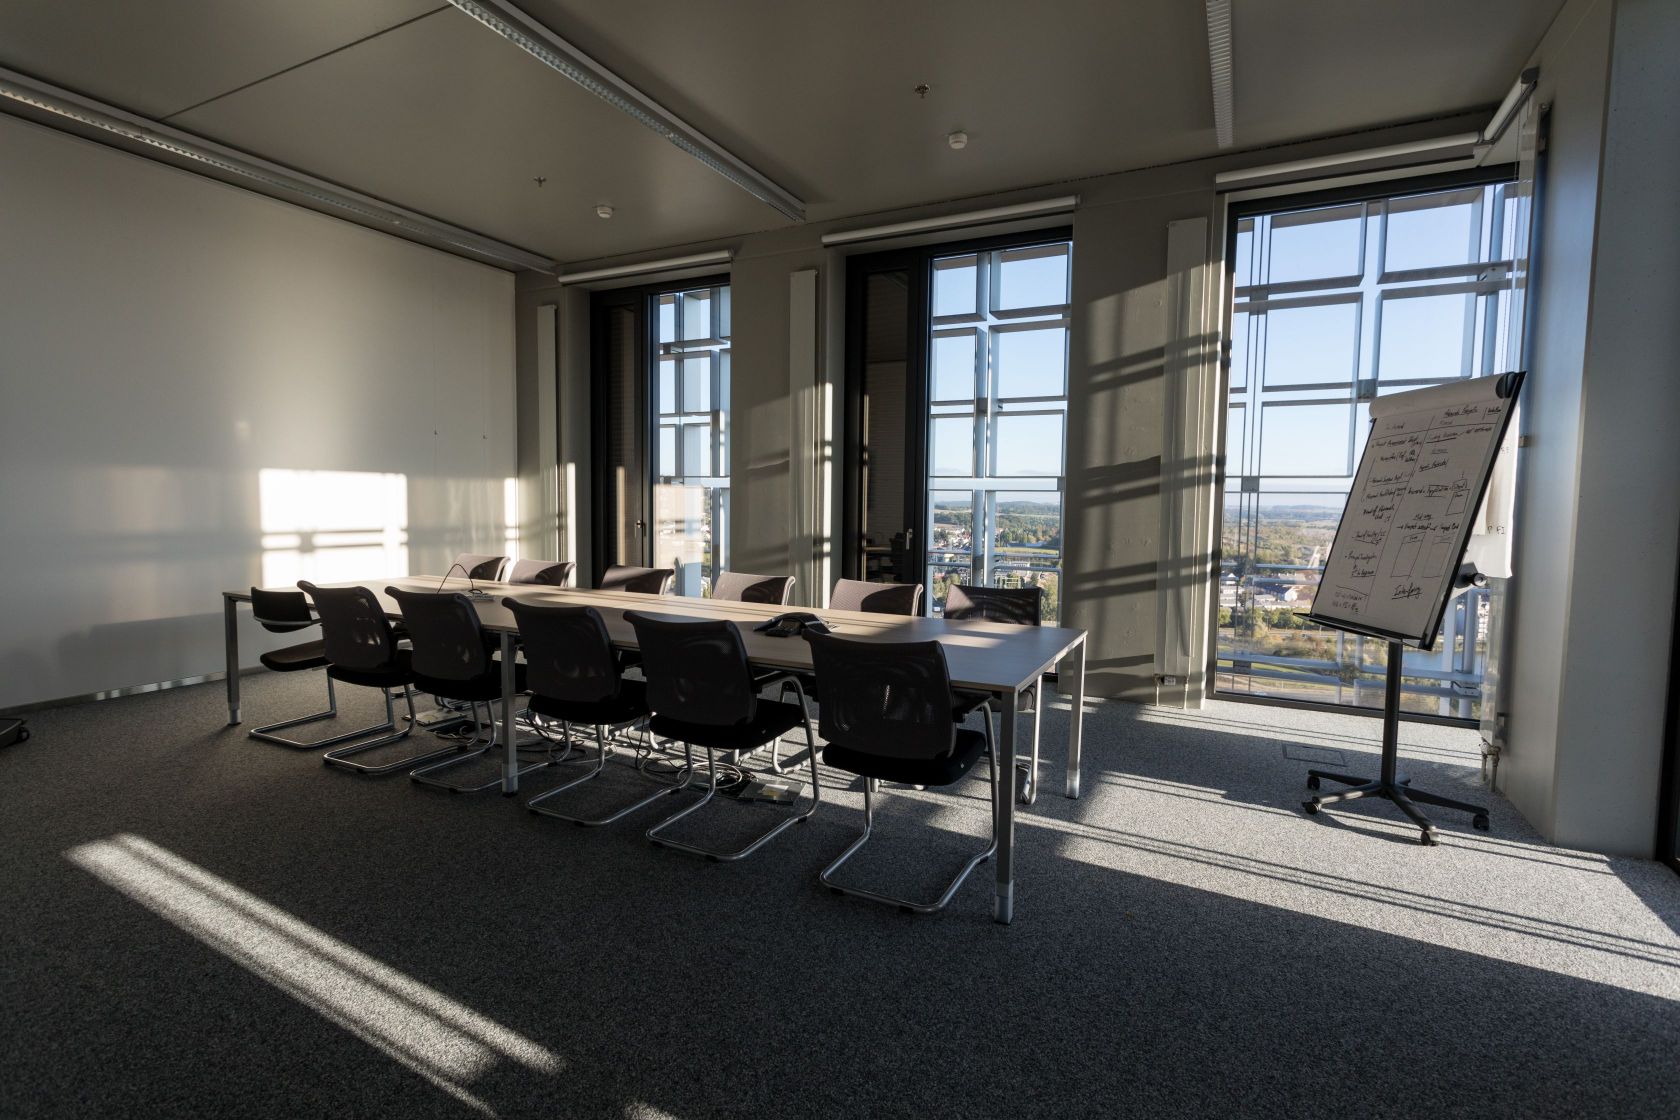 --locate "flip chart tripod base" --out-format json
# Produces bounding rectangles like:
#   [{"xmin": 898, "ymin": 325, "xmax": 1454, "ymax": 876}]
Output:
[
  {"xmin": 1300, "ymin": 640, "xmax": 1490, "ymax": 845},
  {"xmin": 1303, "ymin": 772, "xmax": 1489, "ymax": 845}
]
